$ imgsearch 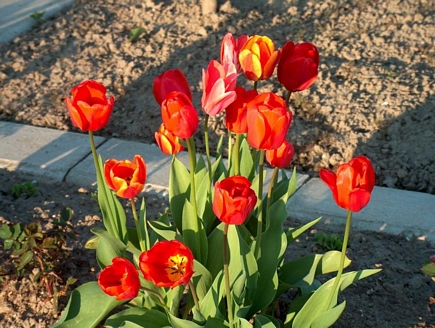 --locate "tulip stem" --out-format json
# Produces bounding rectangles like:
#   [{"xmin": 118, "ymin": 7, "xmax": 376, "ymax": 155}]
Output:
[
  {"xmin": 253, "ymin": 81, "xmax": 258, "ymax": 91},
  {"xmin": 223, "ymin": 223, "xmax": 234, "ymax": 327},
  {"xmin": 265, "ymin": 167, "xmax": 279, "ymax": 230},
  {"xmin": 228, "ymin": 130, "xmax": 233, "ymax": 171},
  {"xmin": 204, "ymin": 115, "xmax": 213, "ymax": 185},
  {"xmin": 254, "ymin": 150, "xmax": 265, "ymax": 259},
  {"xmin": 186, "ymin": 137, "xmax": 201, "ymax": 261},
  {"xmin": 130, "ymin": 198, "xmax": 145, "ymax": 252},
  {"xmin": 88, "ymin": 131, "xmax": 119, "ymax": 237},
  {"xmin": 285, "ymin": 90, "xmax": 292, "ymax": 106},
  {"xmin": 326, "ymin": 210, "xmax": 353, "ymax": 310},
  {"xmin": 188, "ymin": 281, "xmax": 200, "ymax": 312},
  {"xmin": 234, "ymin": 133, "xmax": 241, "ymax": 176},
  {"xmin": 142, "ymin": 287, "xmax": 167, "ymax": 310}
]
